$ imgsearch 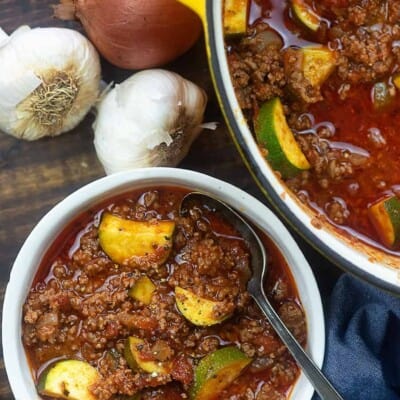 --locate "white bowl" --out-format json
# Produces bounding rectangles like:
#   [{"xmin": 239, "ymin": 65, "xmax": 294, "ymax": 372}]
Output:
[{"xmin": 2, "ymin": 168, "xmax": 324, "ymax": 400}]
